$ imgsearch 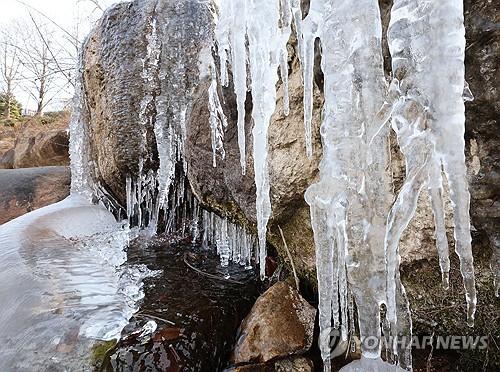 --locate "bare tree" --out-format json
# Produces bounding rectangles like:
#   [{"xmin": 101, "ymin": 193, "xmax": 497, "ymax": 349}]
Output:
[
  {"xmin": 0, "ymin": 29, "xmax": 22, "ymax": 118},
  {"xmin": 4, "ymin": 0, "xmax": 109, "ymax": 115},
  {"xmin": 11, "ymin": 17, "xmax": 74, "ymax": 116}
]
